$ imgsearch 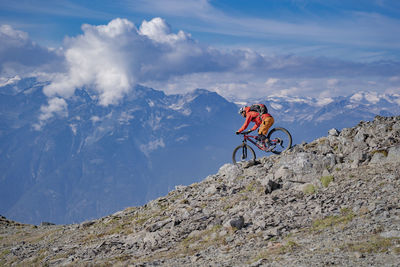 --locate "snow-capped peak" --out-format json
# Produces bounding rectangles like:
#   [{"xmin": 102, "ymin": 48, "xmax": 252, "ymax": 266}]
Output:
[{"xmin": 0, "ymin": 75, "xmax": 21, "ymax": 87}]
